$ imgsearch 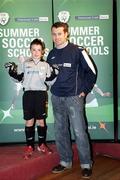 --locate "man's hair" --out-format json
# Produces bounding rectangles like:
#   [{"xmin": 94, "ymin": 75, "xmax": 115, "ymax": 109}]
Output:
[
  {"xmin": 30, "ymin": 38, "xmax": 45, "ymax": 50},
  {"xmin": 51, "ymin": 22, "xmax": 69, "ymax": 34}
]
